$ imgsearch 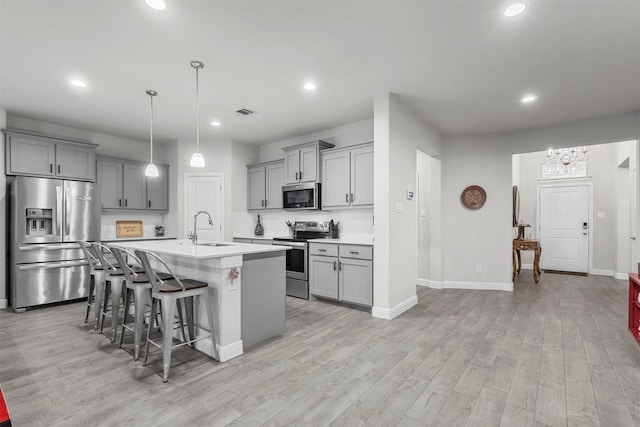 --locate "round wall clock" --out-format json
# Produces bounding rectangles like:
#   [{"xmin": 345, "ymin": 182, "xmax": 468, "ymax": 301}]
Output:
[{"xmin": 461, "ymin": 185, "xmax": 487, "ymax": 209}]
